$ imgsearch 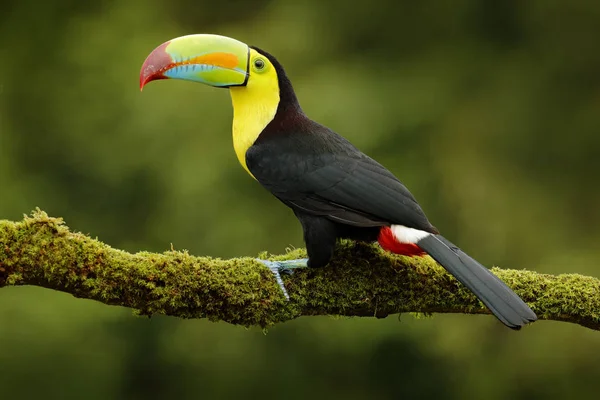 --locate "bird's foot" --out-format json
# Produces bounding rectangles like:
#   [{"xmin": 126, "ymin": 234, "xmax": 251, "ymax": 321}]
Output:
[{"xmin": 255, "ymin": 258, "xmax": 309, "ymax": 300}]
